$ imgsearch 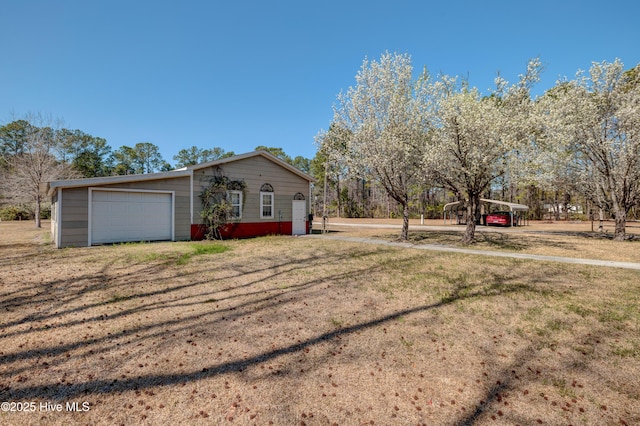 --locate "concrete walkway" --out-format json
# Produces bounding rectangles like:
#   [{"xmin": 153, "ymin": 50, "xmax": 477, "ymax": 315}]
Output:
[
  {"xmin": 315, "ymin": 221, "xmax": 459, "ymax": 231},
  {"xmin": 312, "ymin": 220, "xmax": 527, "ymax": 233},
  {"xmin": 305, "ymin": 233, "xmax": 640, "ymax": 271}
]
